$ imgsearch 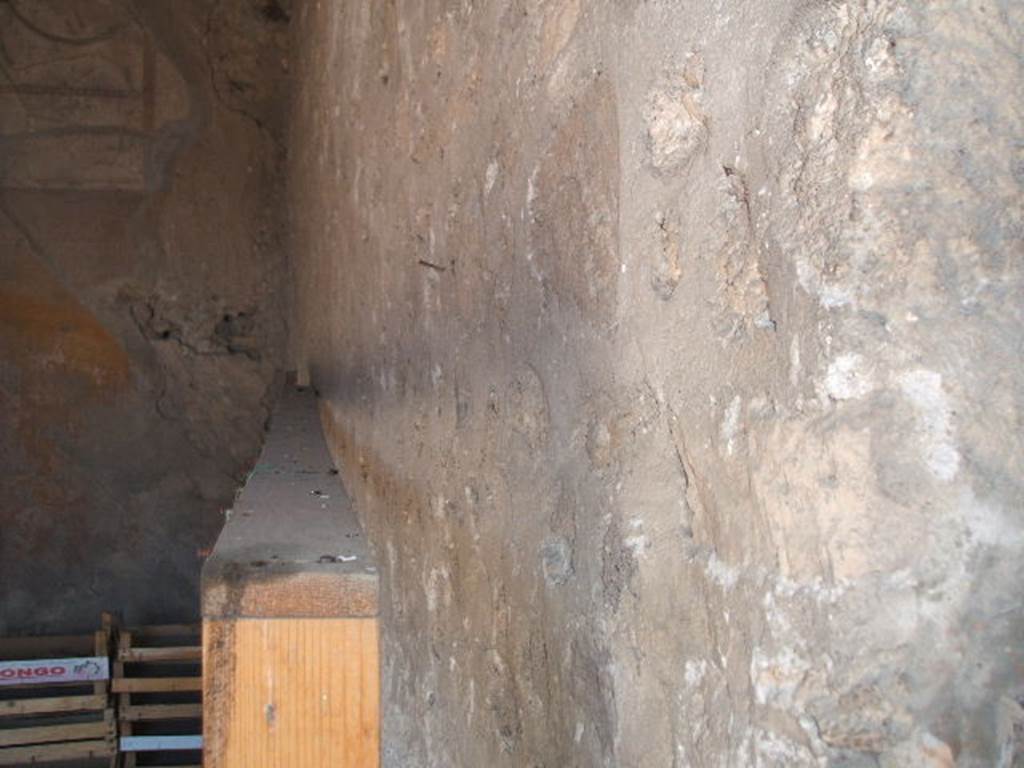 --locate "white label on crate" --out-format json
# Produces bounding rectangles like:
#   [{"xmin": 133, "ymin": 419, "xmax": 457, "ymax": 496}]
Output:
[
  {"xmin": 121, "ymin": 735, "xmax": 203, "ymax": 752},
  {"xmin": 0, "ymin": 656, "xmax": 109, "ymax": 686}
]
